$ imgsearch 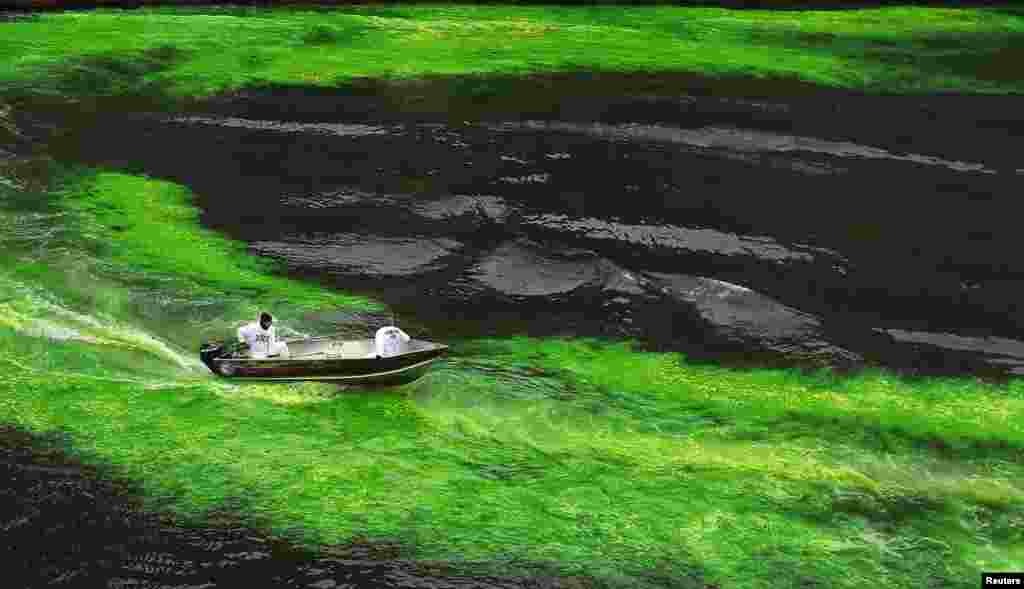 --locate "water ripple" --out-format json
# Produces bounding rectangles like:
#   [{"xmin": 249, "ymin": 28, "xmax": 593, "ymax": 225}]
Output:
[
  {"xmin": 163, "ymin": 116, "xmax": 400, "ymax": 138},
  {"xmin": 491, "ymin": 121, "xmax": 999, "ymax": 175},
  {"xmin": 521, "ymin": 213, "xmax": 846, "ymax": 265},
  {"xmin": 251, "ymin": 236, "xmax": 462, "ymax": 277},
  {"xmin": 884, "ymin": 329, "xmax": 1024, "ymax": 375}
]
